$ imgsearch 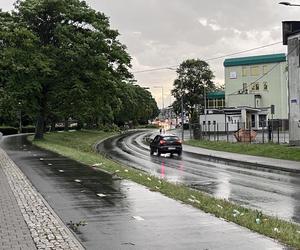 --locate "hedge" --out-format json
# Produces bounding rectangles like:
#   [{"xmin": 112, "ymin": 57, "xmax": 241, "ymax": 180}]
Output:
[{"xmin": 0, "ymin": 127, "xmax": 18, "ymax": 135}]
